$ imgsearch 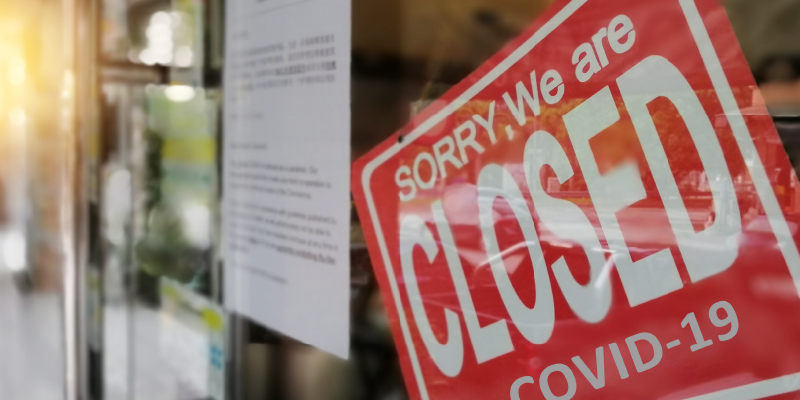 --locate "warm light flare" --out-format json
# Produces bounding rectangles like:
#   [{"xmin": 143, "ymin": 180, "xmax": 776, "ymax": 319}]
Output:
[{"xmin": 7, "ymin": 56, "xmax": 24, "ymax": 86}]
